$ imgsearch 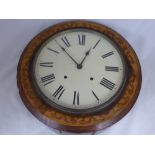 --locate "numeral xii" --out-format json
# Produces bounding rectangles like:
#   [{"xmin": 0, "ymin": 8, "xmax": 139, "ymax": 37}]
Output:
[{"xmin": 78, "ymin": 34, "xmax": 85, "ymax": 45}]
